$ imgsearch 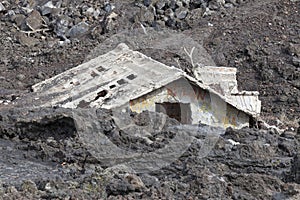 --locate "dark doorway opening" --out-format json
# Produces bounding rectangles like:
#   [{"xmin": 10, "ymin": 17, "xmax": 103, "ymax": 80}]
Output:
[{"xmin": 155, "ymin": 102, "xmax": 192, "ymax": 124}]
